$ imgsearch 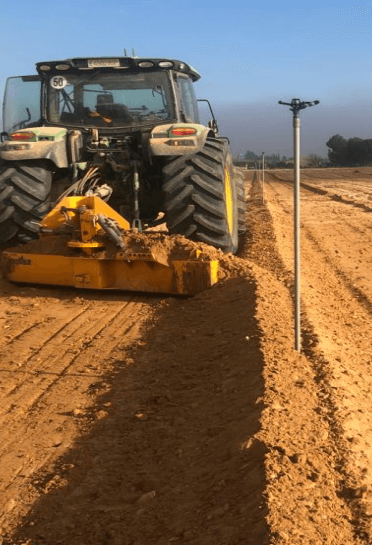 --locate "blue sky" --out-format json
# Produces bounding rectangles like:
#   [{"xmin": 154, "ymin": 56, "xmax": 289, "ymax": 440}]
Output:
[{"xmin": 0, "ymin": 0, "xmax": 371, "ymax": 156}]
